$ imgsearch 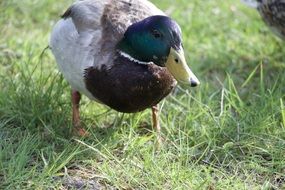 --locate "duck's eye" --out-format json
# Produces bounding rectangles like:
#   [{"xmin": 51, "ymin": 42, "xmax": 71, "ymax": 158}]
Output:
[{"xmin": 151, "ymin": 30, "xmax": 162, "ymax": 39}]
